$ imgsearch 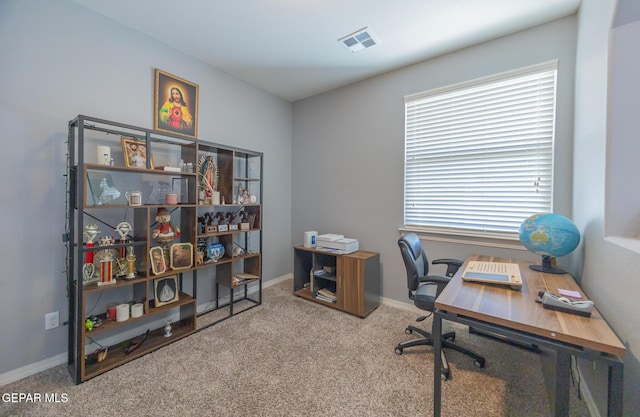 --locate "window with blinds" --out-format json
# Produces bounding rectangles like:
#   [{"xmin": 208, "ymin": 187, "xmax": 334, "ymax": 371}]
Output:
[{"xmin": 403, "ymin": 61, "xmax": 557, "ymax": 240}]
